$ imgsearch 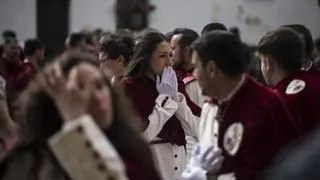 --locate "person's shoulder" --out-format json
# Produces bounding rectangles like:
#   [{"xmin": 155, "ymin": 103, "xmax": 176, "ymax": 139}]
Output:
[
  {"xmin": 121, "ymin": 76, "xmax": 147, "ymax": 94},
  {"xmin": 182, "ymin": 74, "xmax": 196, "ymax": 85},
  {"xmin": 281, "ymin": 71, "xmax": 320, "ymax": 97},
  {"xmin": 244, "ymin": 75, "xmax": 277, "ymax": 98},
  {"xmin": 121, "ymin": 76, "xmax": 140, "ymax": 86},
  {"xmin": 20, "ymin": 62, "xmax": 36, "ymax": 76},
  {"xmin": 245, "ymin": 76, "xmax": 285, "ymax": 108}
]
